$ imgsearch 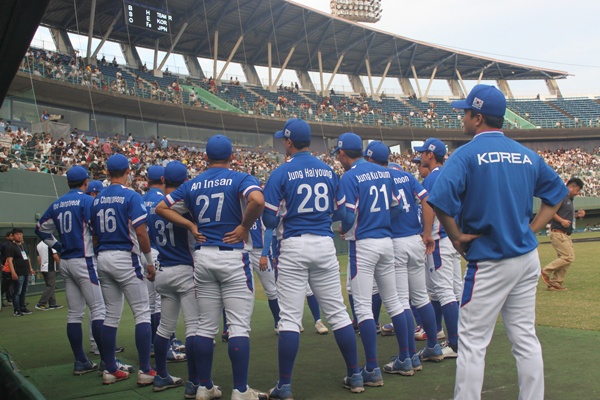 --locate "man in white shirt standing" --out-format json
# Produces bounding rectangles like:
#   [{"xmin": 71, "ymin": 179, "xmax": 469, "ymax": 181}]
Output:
[{"xmin": 35, "ymin": 241, "xmax": 63, "ymax": 310}]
